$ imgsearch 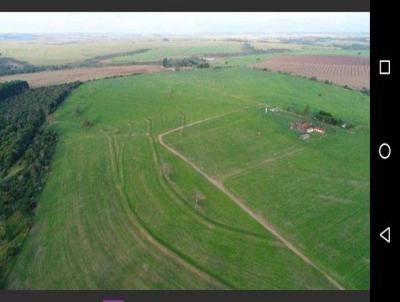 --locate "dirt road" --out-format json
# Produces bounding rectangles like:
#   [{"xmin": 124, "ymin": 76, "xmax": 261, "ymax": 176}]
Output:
[{"xmin": 158, "ymin": 110, "xmax": 345, "ymax": 290}]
